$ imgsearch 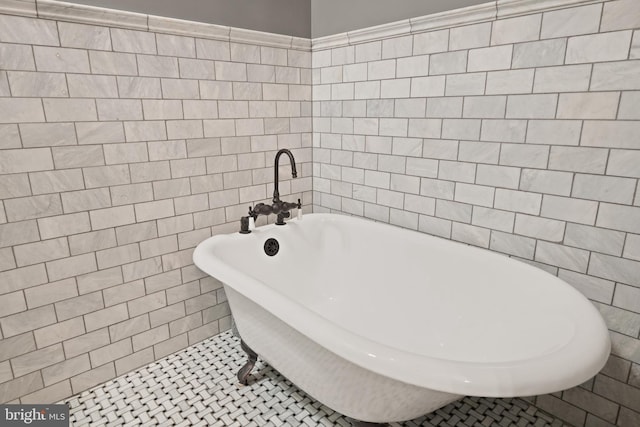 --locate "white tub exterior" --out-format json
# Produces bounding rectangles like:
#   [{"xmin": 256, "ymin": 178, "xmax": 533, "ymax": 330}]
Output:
[{"xmin": 193, "ymin": 213, "xmax": 611, "ymax": 423}]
